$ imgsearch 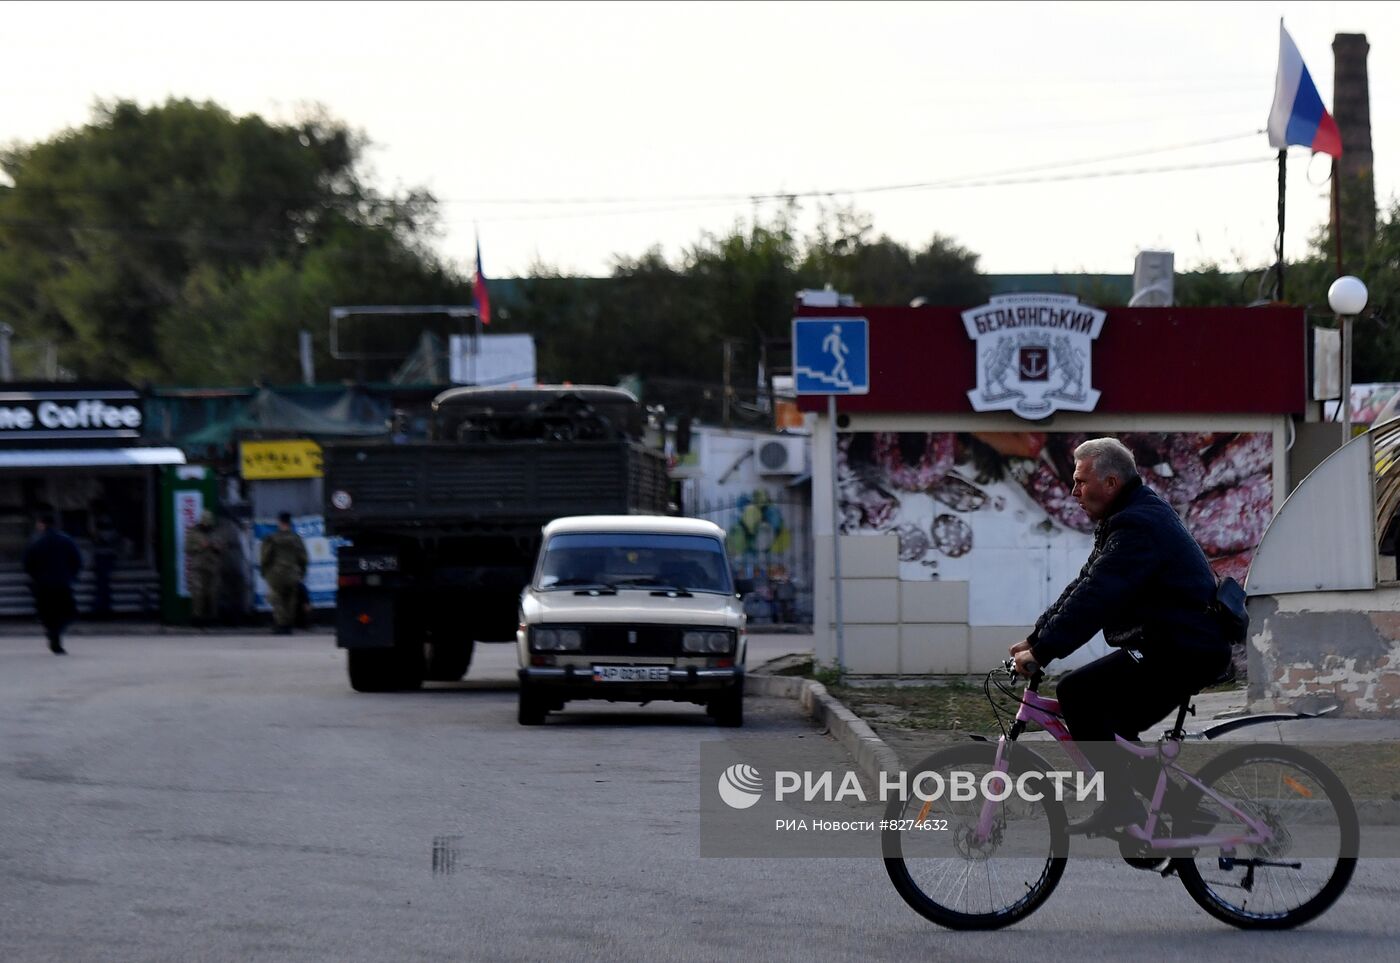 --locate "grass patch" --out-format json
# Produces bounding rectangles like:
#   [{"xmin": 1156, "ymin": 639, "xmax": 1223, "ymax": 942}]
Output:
[{"xmin": 828, "ymin": 677, "xmax": 1057, "ymax": 735}]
